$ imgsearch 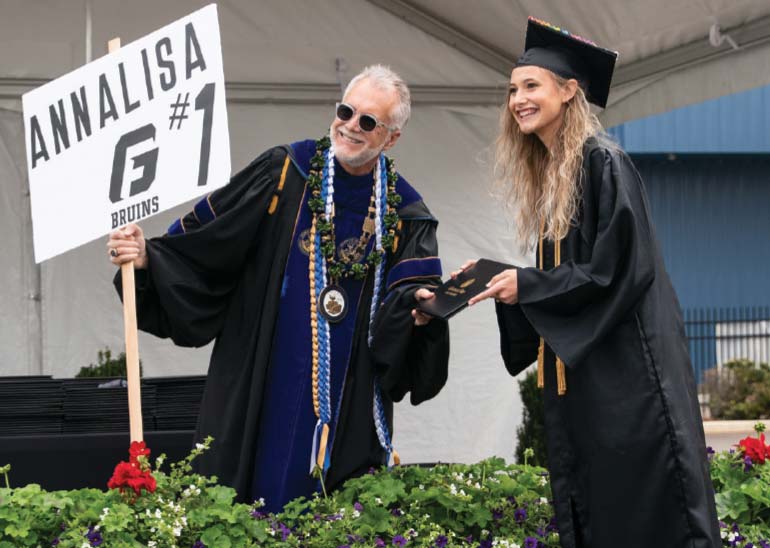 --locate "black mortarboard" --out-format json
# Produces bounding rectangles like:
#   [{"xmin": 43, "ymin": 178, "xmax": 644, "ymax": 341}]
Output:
[{"xmin": 516, "ymin": 16, "xmax": 618, "ymax": 108}]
